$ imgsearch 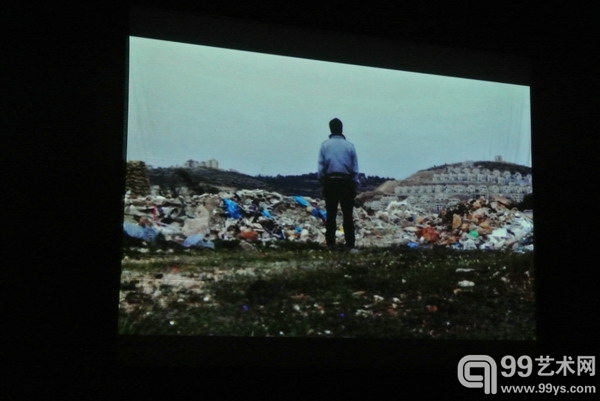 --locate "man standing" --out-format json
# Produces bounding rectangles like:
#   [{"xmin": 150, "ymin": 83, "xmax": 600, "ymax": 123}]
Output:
[{"xmin": 318, "ymin": 118, "xmax": 360, "ymax": 251}]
